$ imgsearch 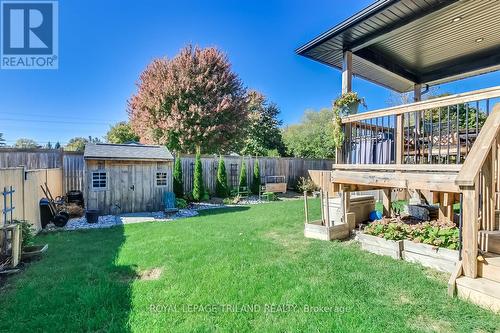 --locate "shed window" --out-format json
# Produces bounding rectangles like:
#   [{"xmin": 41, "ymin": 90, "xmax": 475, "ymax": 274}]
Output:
[
  {"xmin": 92, "ymin": 171, "xmax": 107, "ymax": 189},
  {"xmin": 156, "ymin": 172, "xmax": 168, "ymax": 186}
]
